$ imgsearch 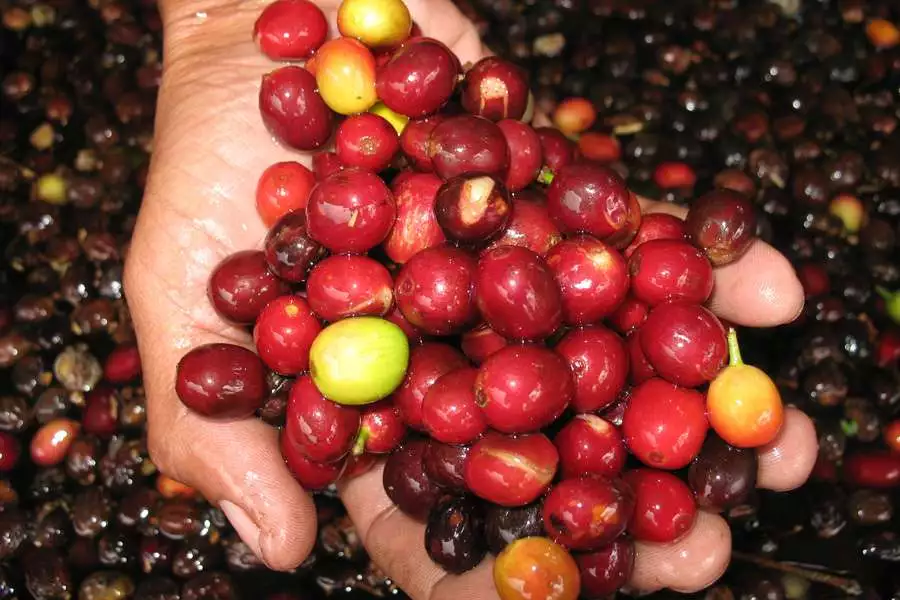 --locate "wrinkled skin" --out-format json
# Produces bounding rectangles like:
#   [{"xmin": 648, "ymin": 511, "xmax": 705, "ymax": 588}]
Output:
[{"xmin": 125, "ymin": 0, "xmax": 818, "ymax": 595}]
